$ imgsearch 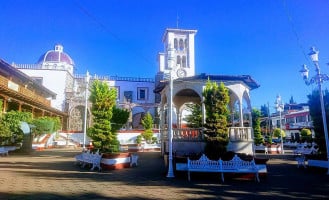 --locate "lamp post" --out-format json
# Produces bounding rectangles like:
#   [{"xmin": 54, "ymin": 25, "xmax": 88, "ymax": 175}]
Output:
[
  {"xmin": 165, "ymin": 44, "xmax": 175, "ymax": 178},
  {"xmin": 83, "ymin": 71, "xmax": 90, "ymax": 150},
  {"xmin": 275, "ymin": 95, "xmax": 284, "ymax": 154},
  {"xmin": 299, "ymin": 46, "xmax": 329, "ymax": 174}
]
